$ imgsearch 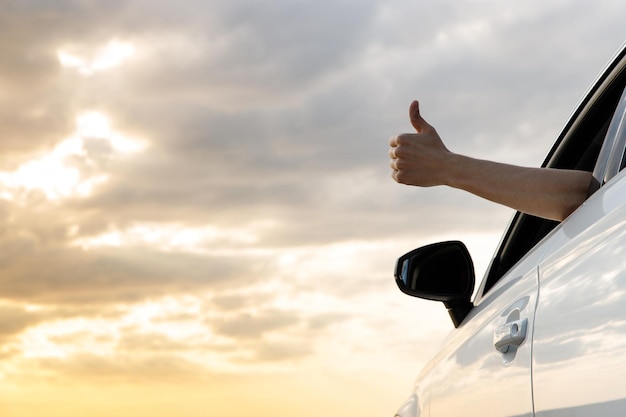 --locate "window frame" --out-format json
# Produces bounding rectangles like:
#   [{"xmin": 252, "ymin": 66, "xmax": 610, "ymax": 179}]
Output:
[{"xmin": 598, "ymin": 87, "xmax": 626, "ymax": 185}]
